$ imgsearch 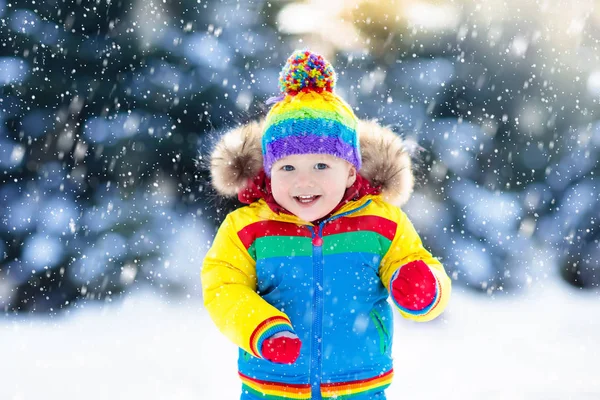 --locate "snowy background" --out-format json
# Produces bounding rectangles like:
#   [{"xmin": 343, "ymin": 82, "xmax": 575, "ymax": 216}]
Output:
[
  {"xmin": 2, "ymin": 282, "xmax": 599, "ymax": 399},
  {"xmin": 1, "ymin": 0, "xmax": 599, "ymax": 398}
]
